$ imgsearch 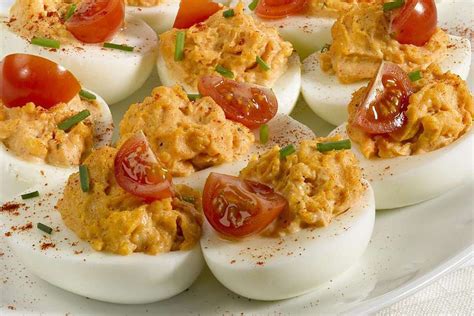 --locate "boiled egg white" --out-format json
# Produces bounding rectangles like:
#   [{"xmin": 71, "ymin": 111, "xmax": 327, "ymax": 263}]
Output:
[
  {"xmin": 126, "ymin": 0, "xmax": 180, "ymax": 35},
  {"xmin": 331, "ymin": 124, "xmax": 474, "ymax": 210},
  {"xmin": 157, "ymin": 52, "xmax": 302, "ymax": 115},
  {"xmin": 301, "ymin": 35, "xmax": 472, "ymax": 126},
  {"xmin": 0, "ymin": 91, "xmax": 113, "ymax": 202},
  {"xmin": 0, "ymin": 15, "xmax": 158, "ymax": 104}
]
